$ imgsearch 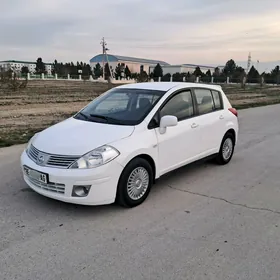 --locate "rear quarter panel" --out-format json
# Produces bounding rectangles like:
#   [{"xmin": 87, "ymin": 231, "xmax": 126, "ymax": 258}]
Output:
[{"xmin": 221, "ymin": 90, "xmax": 239, "ymax": 143}]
